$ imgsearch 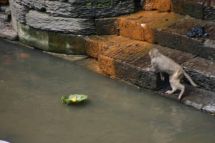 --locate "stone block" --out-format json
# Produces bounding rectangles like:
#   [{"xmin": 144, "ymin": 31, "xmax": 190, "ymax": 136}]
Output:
[
  {"xmin": 143, "ymin": 0, "xmax": 172, "ymax": 12},
  {"xmin": 20, "ymin": 0, "xmax": 46, "ymax": 10},
  {"xmin": 118, "ymin": 11, "xmax": 182, "ymax": 42},
  {"xmin": 17, "ymin": 23, "xmax": 86, "ymax": 54},
  {"xmin": 10, "ymin": 1, "xmax": 28, "ymax": 23},
  {"xmin": 45, "ymin": 0, "xmax": 95, "ymax": 18},
  {"xmin": 26, "ymin": 10, "xmax": 96, "ymax": 35},
  {"xmin": 95, "ymin": 0, "xmax": 135, "ymax": 18},
  {"xmin": 95, "ymin": 17, "xmax": 118, "ymax": 35},
  {"xmin": 183, "ymin": 57, "xmax": 215, "ymax": 92},
  {"xmin": 85, "ymin": 36, "xmax": 112, "ymax": 58},
  {"xmin": 48, "ymin": 32, "xmax": 86, "ymax": 55},
  {"xmin": 154, "ymin": 17, "xmax": 215, "ymax": 60},
  {"xmin": 67, "ymin": 0, "xmax": 135, "ymax": 18},
  {"xmin": 172, "ymin": 0, "xmax": 204, "ymax": 19},
  {"xmin": 18, "ymin": 23, "xmax": 49, "ymax": 51}
]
